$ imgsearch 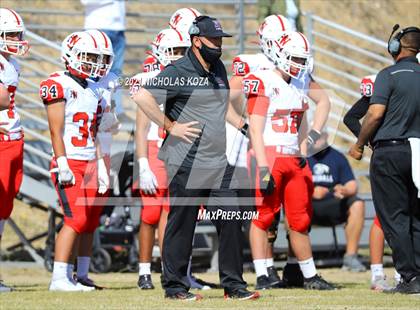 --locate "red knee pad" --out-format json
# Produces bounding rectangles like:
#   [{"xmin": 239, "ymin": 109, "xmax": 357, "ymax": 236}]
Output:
[
  {"xmin": 373, "ymin": 215, "xmax": 382, "ymax": 229},
  {"xmin": 288, "ymin": 213, "xmax": 312, "ymax": 233},
  {"xmin": 141, "ymin": 205, "xmax": 162, "ymax": 225},
  {"xmin": 252, "ymin": 204, "xmax": 281, "ymax": 231}
]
